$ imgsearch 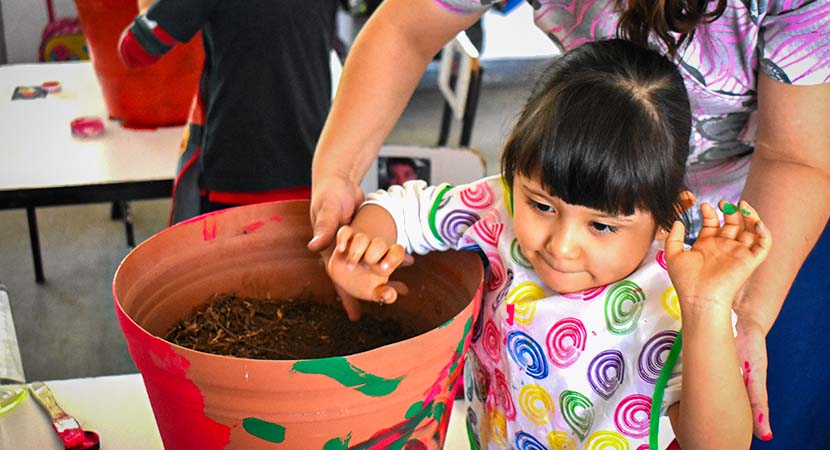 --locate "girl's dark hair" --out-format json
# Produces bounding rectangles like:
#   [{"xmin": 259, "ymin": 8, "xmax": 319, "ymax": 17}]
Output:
[
  {"xmin": 501, "ymin": 39, "xmax": 691, "ymax": 230},
  {"xmin": 617, "ymin": 0, "xmax": 727, "ymax": 57}
]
